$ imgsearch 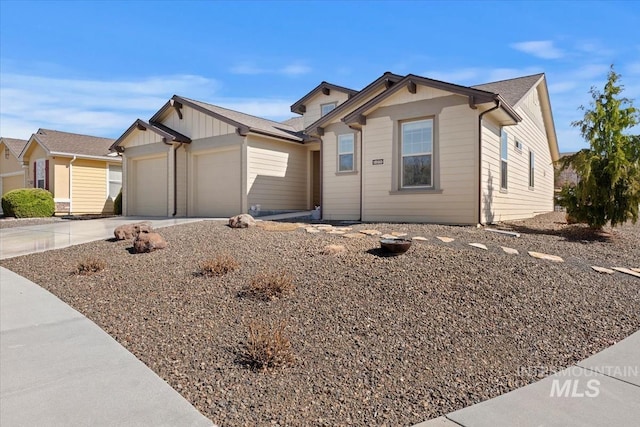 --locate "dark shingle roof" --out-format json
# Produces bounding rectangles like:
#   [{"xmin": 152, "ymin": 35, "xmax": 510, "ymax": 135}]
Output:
[
  {"xmin": 1, "ymin": 137, "xmax": 28, "ymax": 157},
  {"xmin": 32, "ymin": 129, "xmax": 117, "ymax": 158},
  {"xmin": 472, "ymin": 73, "xmax": 544, "ymax": 106}
]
